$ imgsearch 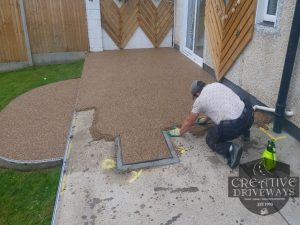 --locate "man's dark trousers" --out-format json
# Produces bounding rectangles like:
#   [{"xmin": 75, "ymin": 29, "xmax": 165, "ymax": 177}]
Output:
[{"xmin": 206, "ymin": 99, "xmax": 254, "ymax": 160}]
